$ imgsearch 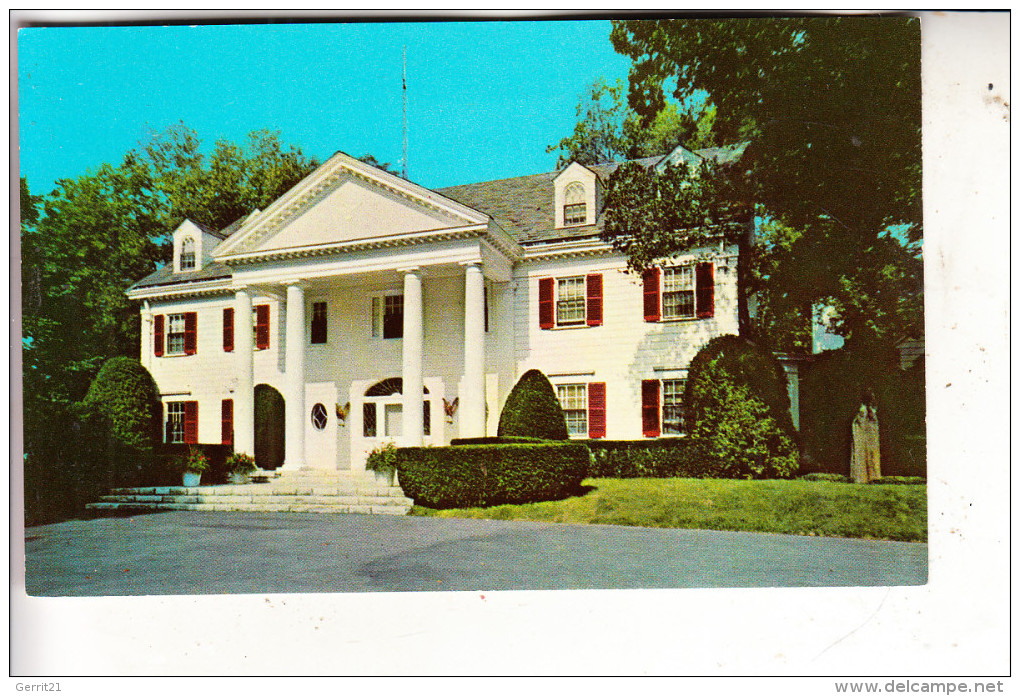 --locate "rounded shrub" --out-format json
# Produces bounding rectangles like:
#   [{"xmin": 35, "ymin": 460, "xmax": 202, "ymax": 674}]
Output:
[
  {"xmin": 684, "ymin": 336, "xmax": 798, "ymax": 479},
  {"xmin": 685, "ymin": 335, "xmax": 794, "ymax": 436},
  {"xmin": 497, "ymin": 369, "xmax": 569, "ymax": 440},
  {"xmin": 79, "ymin": 357, "xmax": 162, "ymax": 452},
  {"xmin": 76, "ymin": 357, "xmax": 162, "ymax": 489}
]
